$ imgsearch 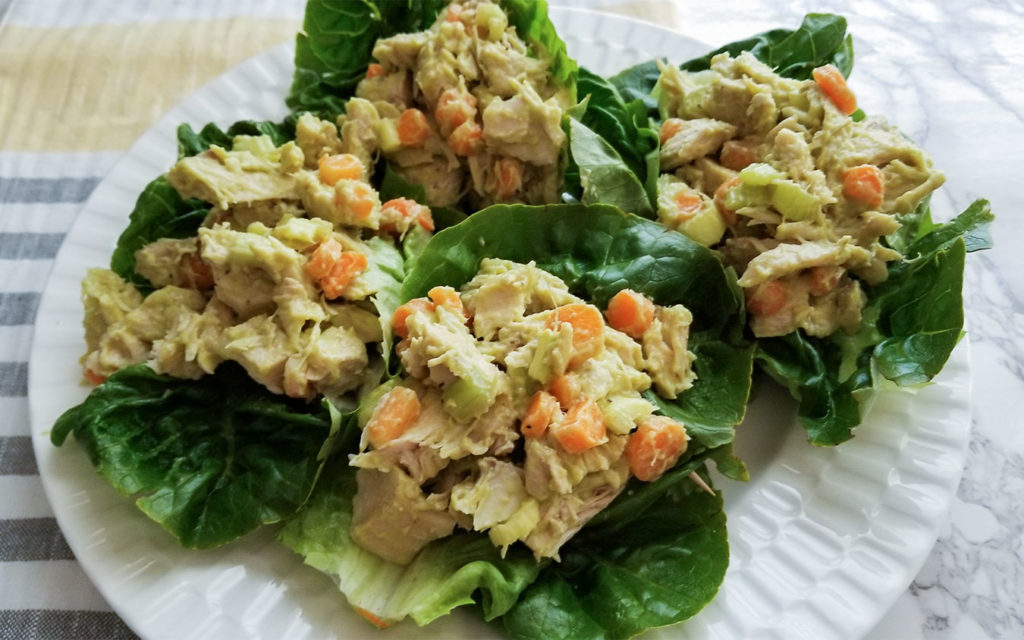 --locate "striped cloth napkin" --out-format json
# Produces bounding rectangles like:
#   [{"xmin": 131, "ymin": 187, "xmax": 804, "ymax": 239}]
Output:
[{"xmin": 0, "ymin": 1, "xmax": 679, "ymax": 638}]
